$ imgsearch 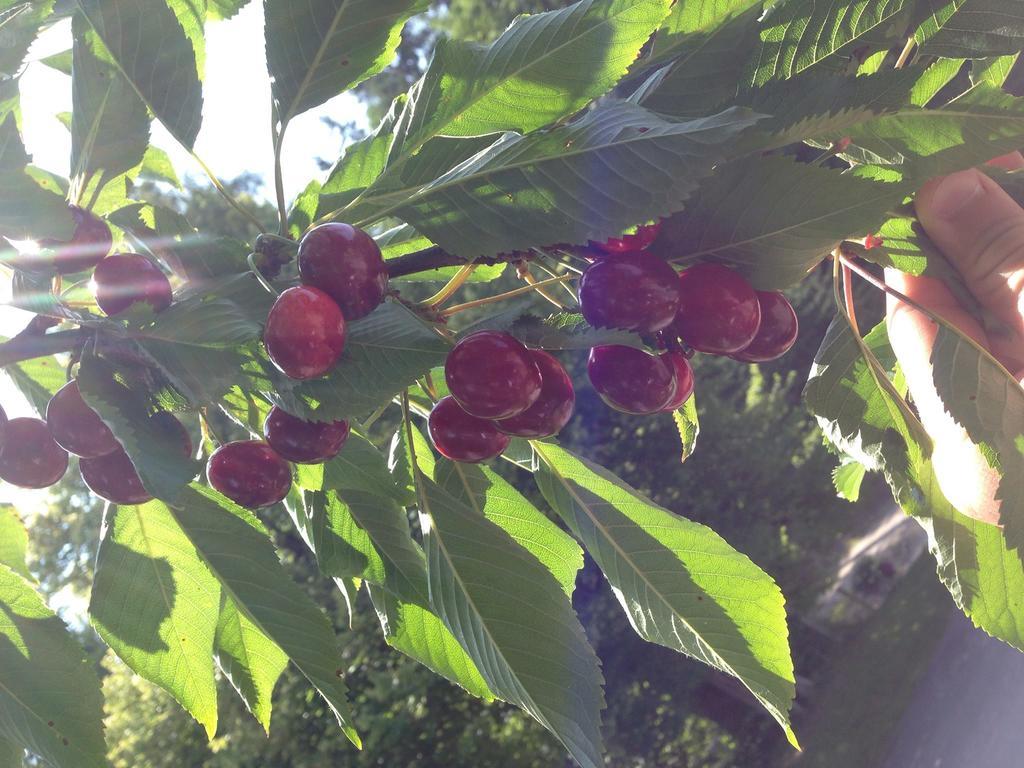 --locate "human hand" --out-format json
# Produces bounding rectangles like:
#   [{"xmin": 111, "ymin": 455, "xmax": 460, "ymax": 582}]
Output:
[{"xmin": 886, "ymin": 153, "xmax": 1024, "ymax": 526}]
